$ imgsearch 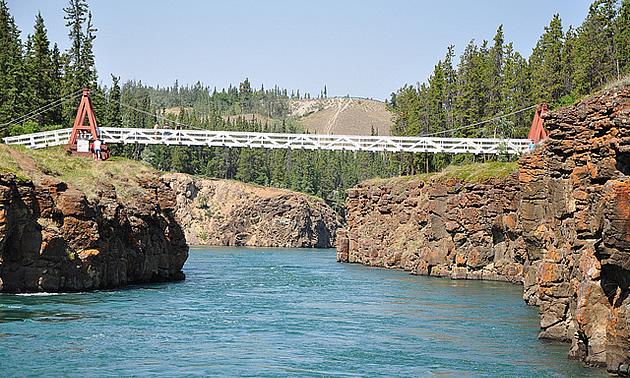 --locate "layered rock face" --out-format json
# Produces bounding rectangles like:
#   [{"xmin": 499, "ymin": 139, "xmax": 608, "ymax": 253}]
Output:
[
  {"xmin": 336, "ymin": 172, "xmax": 525, "ymax": 283},
  {"xmin": 520, "ymin": 87, "xmax": 630, "ymax": 374},
  {"xmin": 164, "ymin": 173, "xmax": 342, "ymax": 248},
  {"xmin": 0, "ymin": 171, "xmax": 188, "ymax": 293}
]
